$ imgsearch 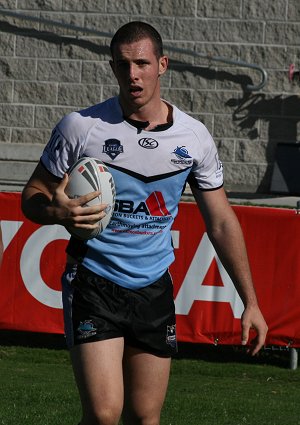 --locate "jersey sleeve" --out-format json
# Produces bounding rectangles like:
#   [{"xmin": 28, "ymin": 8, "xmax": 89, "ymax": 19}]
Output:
[
  {"xmin": 188, "ymin": 126, "xmax": 224, "ymax": 191},
  {"xmin": 40, "ymin": 112, "xmax": 87, "ymax": 177}
]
